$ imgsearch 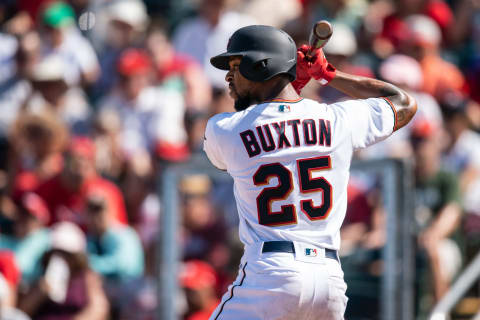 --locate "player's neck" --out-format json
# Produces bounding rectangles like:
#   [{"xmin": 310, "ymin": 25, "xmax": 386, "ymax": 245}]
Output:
[{"xmin": 257, "ymin": 80, "xmax": 300, "ymax": 104}]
